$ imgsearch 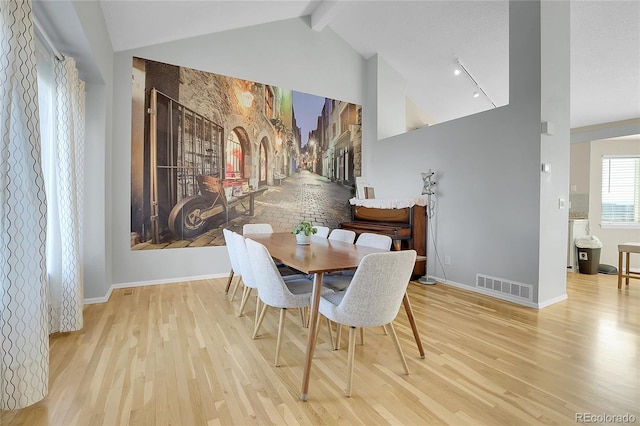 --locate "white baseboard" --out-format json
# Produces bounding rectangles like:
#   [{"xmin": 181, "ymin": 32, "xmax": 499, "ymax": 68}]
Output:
[
  {"xmin": 83, "ymin": 273, "xmax": 229, "ymax": 305},
  {"xmin": 427, "ymin": 275, "xmax": 567, "ymax": 310}
]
